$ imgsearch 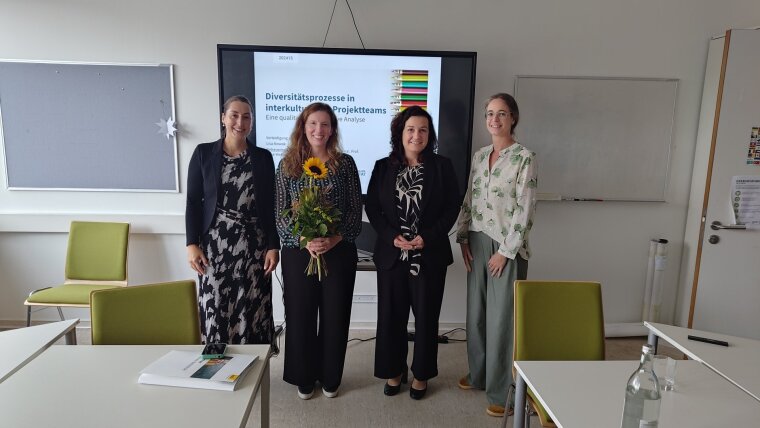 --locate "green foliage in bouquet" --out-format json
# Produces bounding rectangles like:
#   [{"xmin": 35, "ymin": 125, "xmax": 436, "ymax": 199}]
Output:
[{"xmin": 282, "ymin": 157, "xmax": 342, "ymax": 279}]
